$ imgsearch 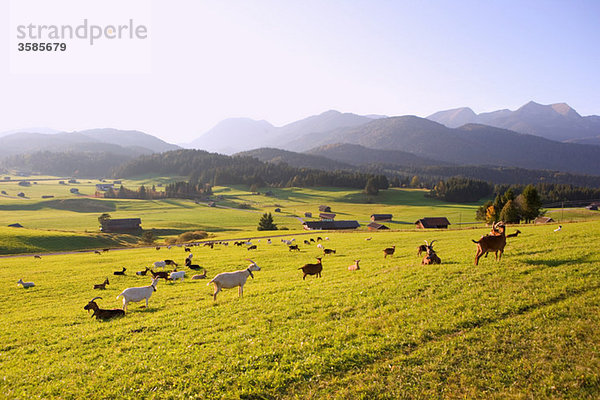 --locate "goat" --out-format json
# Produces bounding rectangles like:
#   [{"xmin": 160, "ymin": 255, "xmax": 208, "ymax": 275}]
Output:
[
  {"xmin": 208, "ymin": 259, "xmax": 261, "ymax": 301},
  {"xmin": 323, "ymin": 248, "xmax": 336, "ymax": 255},
  {"xmin": 481, "ymin": 227, "xmax": 521, "ymax": 258},
  {"xmin": 94, "ymin": 278, "xmax": 110, "ymax": 290},
  {"xmin": 310, "ymin": 238, "xmax": 315, "ymax": 243},
  {"xmin": 185, "ymin": 258, "xmax": 202, "ymax": 270},
  {"xmin": 417, "ymin": 244, "xmax": 428, "ymax": 256},
  {"xmin": 165, "ymin": 259, "xmax": 178, "ymax": 267},
  {"xmin": 348, "ymin": 260, "xmax": 360, "ymax": 271},
  {"xmin": 149, "ymin": 269, "xmax": 170, "ymax": 281},
  {"xmin": 317, "ymin": 243, "xmax": 323, "ymax": 249},
  {"xmin": 136, "ymin": 267, "xmax": 150, "ymax": 276},
  {"xmin": 472, "ymin": 222, "xmax": 508, "ymax": 266},
  {"xmin": 34, "ymin": 255, "xmax": 42, "ymax": 259},
  {"xmin": 289, "ymin": 244, "xmax": 300, "ymax": 251},
  {"xmin": 554, "ymin": 225, "xmax": 562, "ymax": 232},
  {"xmin": 84, "ymin": 297, "xmax": 125, "ymax": 320},
  {"xmin": 17, "ymin": 279, "xmax": 35, "ymax": 288},
  {"xmin": 299, "ymin": 257, "xmax": 322, "ymax": 280},
  {"xmin": 94, "ymin": 250, "xmax": 102, "ymax": 255},
  {"xmin": 155, "ymin": 246, "xmax": 161, "ymax": 250},
  {"xmin": 169, "ymin": 270, "xmax": 185, "ymax": 282},
  {"xmin": 317, "ymin": 237, "xmax": 323, "ymax": 241},
  {"xmin": 153, "ymin": 260, "xmax": 167, "ymax": 269},
  {"xmin": 116, "ymin": 277, "xmax": 159, "ymax": 311},
  {"xmin": 303, "ymin": 240, "xmax": 310, "ymax": 245},
  {"xmin": 247, "ymin": 245, "xmax": 257, "ymax": 250},
  {"xmin": 103, "ymin": 248, "xmax": 110, "ymax": 252},
  {"xmin": 191, "ymin": 269, "xmax": 207, "ymax": 280},
  {"xmin": 184, "ymin": 247, "xmax": 191, "ymax": 252},
  {"xmin": 383, "ymin": 246, "xmax": 395, "ymax": 258},
  {"xmin": 421, "ymin": 240, "xmax": 441, "ymax": 265},
  {"xmin": 113, "ymin": 267, "xmax": 126, "ymax": 276}
]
